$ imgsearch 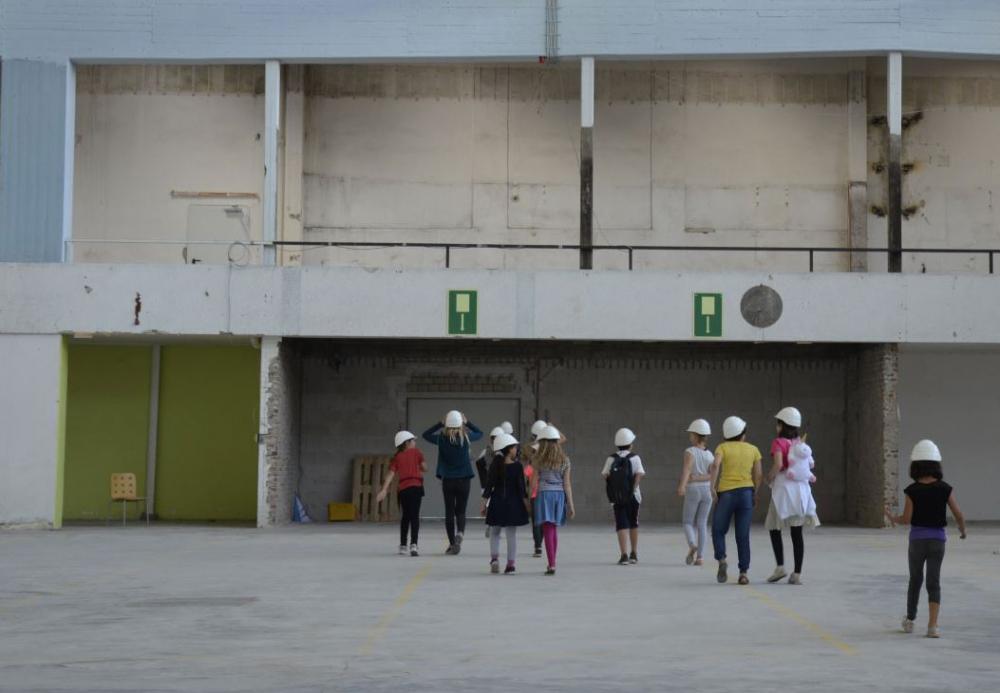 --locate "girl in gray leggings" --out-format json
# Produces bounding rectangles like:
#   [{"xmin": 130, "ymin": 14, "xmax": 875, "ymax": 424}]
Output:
[
  {"xmin": 886, "ymin": 439, "xmax": 967, "ymax": 638},
  {"xmin": 677, "ymin": 419, "xmax": 715, "ymax": 566}
]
